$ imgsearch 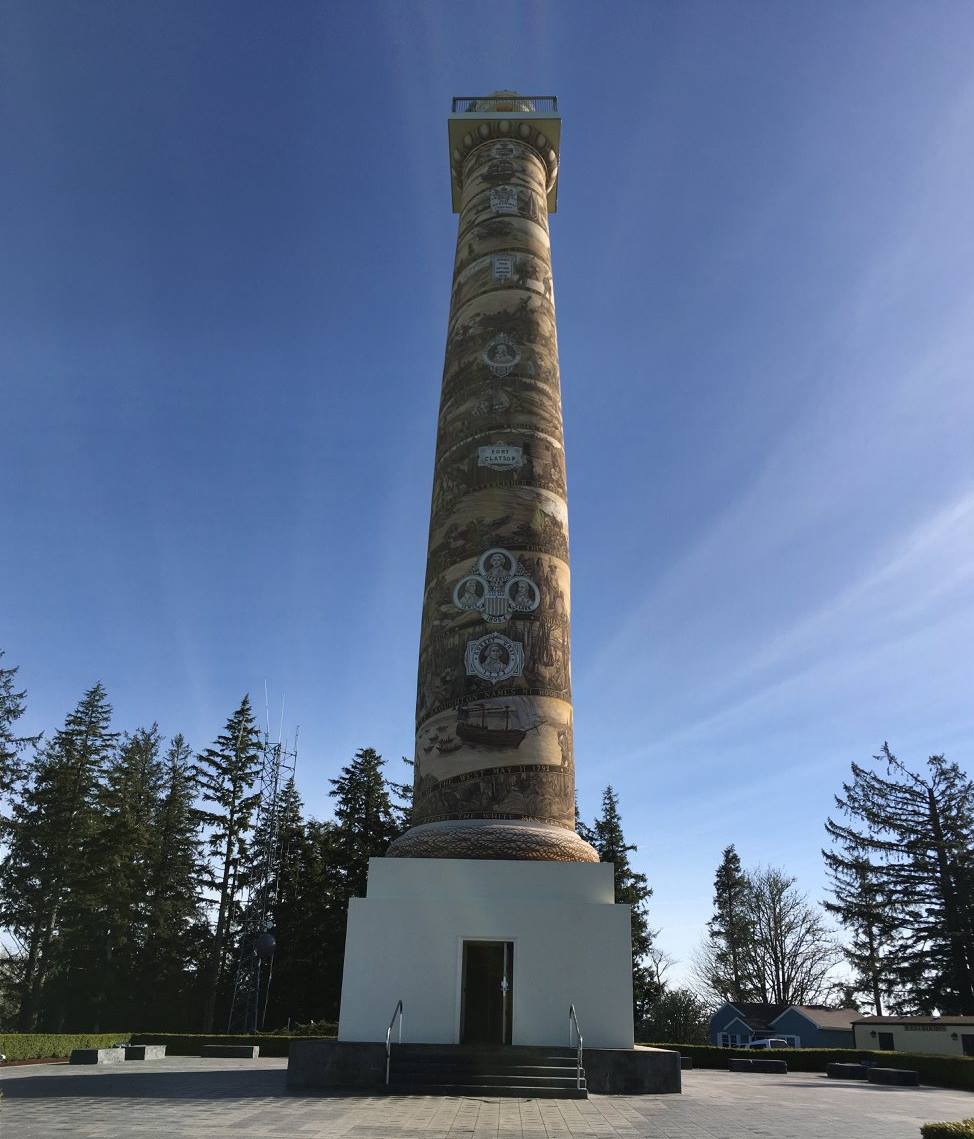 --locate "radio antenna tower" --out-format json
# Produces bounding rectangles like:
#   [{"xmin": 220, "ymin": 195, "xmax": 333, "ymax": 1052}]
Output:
[{"xmin": 226, "ymin": 685, "xmax": 299, "ymax": 1033}]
